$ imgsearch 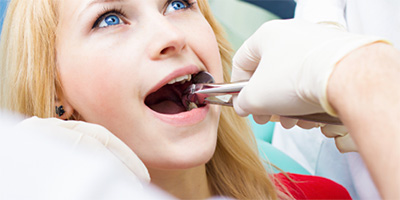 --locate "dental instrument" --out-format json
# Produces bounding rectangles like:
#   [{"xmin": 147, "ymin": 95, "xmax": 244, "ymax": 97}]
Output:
[{"xmin": 182, "ymin": 71, "xmax": 343, "ymax": 125}]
